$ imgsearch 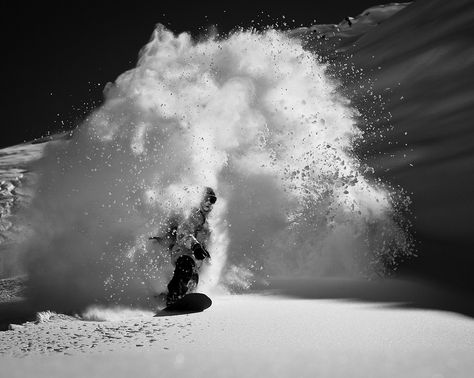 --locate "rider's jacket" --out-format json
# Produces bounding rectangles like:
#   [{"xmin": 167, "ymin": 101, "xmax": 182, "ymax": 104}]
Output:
[{"xmin": 170, "ymin": 207, "xmax": 210, "ymax": 264}]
